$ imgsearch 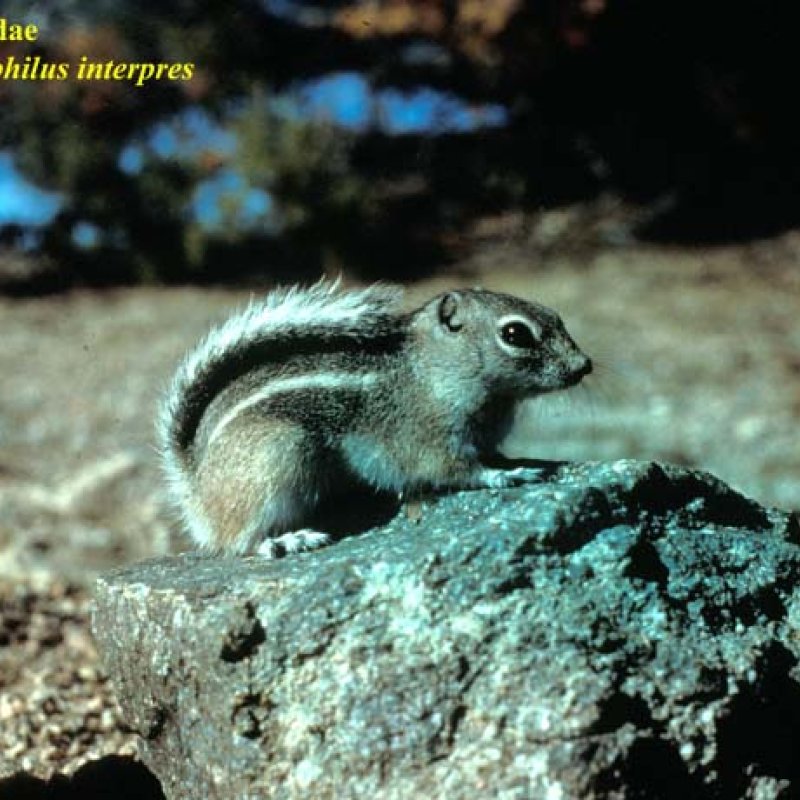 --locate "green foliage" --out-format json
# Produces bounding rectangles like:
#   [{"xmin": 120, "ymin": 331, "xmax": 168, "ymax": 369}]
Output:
[
  {"xmin": 0, "ymin": 0, "xmax": 388, "ymax": 284},
  {"xmin": 4, "ymin": 0, "xmax": 797, "ymax": 288},
  {"xmin": 0, "ymin": 3, "xmax": 537, "ymax": 285},
  {"xmin": 235, "ymin": 90, "xmax": 367, "ymax": 235}
]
